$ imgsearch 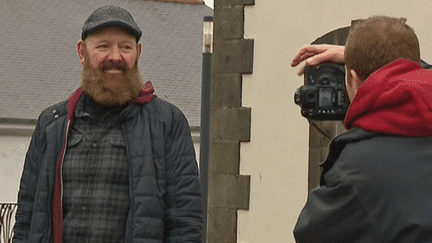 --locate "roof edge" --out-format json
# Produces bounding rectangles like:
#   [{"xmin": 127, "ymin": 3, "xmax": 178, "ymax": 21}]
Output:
[
  {"xmin": 139, "ymin": 0, "xmax": 205, "ymax": 5},
  {"xmin": 0, "ymin": 119, "xmax": 36, "ymax": 136}
]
